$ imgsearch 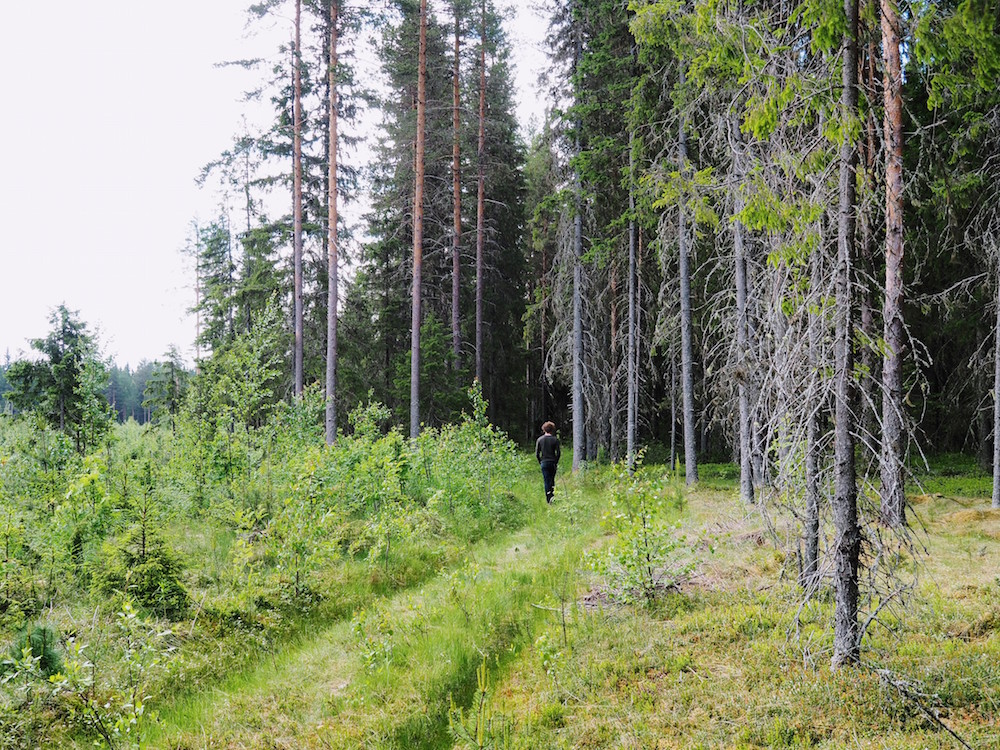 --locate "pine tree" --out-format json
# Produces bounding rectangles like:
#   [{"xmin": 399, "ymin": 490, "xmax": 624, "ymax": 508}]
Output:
[
  {"xmin": 879, "ymin": 0, "xmax": 906, "ymax": 527},
  {"xmin": 411, "ymin": 0, "xmax": 429, "ymax": 438}
]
